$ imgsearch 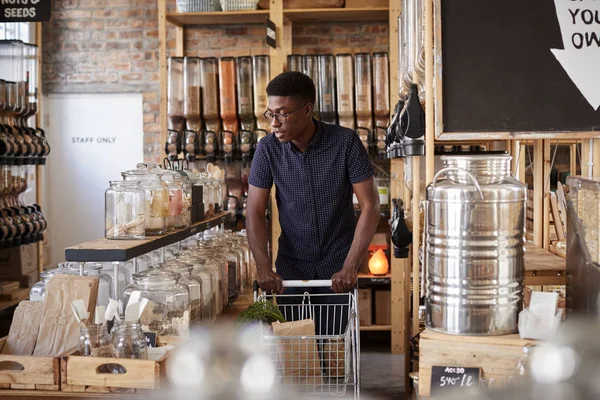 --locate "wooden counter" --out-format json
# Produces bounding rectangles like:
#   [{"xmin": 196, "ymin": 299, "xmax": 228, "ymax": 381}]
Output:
[{"xmin": 419, "ymin": 329, "xmax": 536, "ymax": 397}]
